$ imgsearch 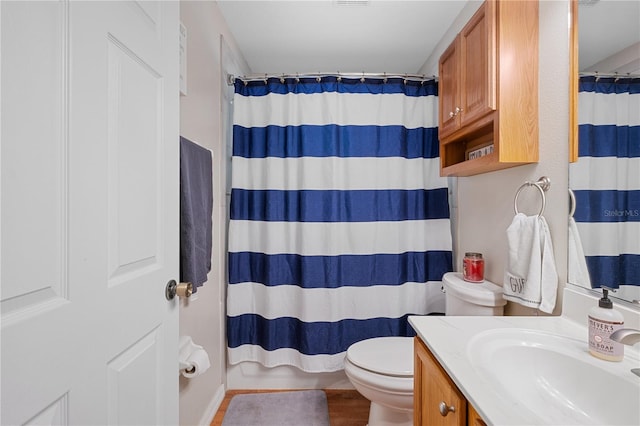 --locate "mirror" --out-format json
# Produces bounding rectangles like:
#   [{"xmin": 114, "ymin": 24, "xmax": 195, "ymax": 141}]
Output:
[{"xmin": 569, "ymin": 0, "xmax": 640, "ymax": 304}]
